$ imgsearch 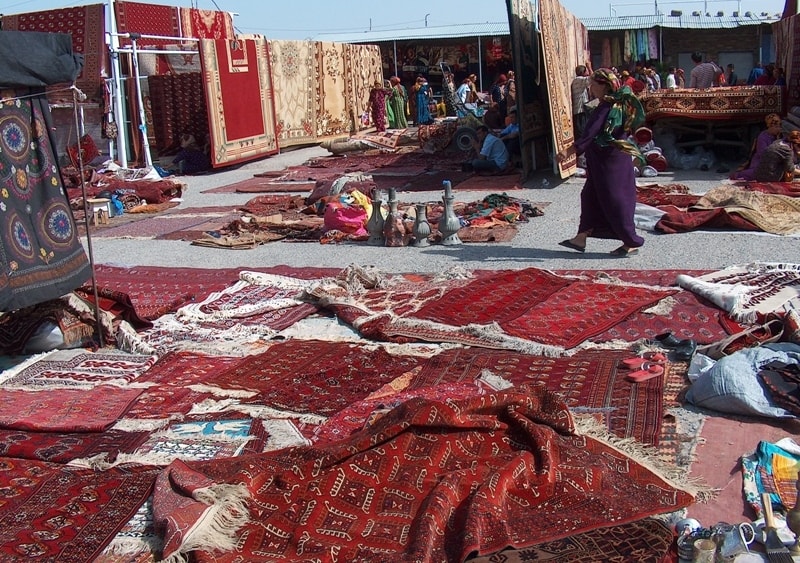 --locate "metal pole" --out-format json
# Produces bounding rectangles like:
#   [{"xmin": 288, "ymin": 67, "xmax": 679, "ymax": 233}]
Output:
[
  {"xmin": 477, "ymin": 36, "xmax": 483, "ymax": 91},
  {"xmin": 129, "ymin": 34, "xmax": 153, "ymax": 168},
  {"xmin": 72, "ymin": 88, "xmax": 104, "ymax": 348},
  {"xmin": 393, "ymin": 40, "xmax": 398, "ymax": 77},
  {"xmin": 107, "ymin": 0, "xmax": 129, "ymax": 167}
]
